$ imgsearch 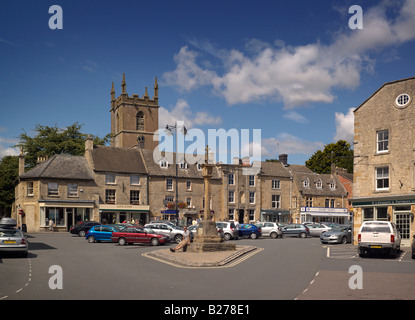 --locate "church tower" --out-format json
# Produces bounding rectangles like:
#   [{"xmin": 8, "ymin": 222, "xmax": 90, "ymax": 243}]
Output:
[{"xmin": 110, "ymin": 74, "xmax": 159, "ymax": 150}]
